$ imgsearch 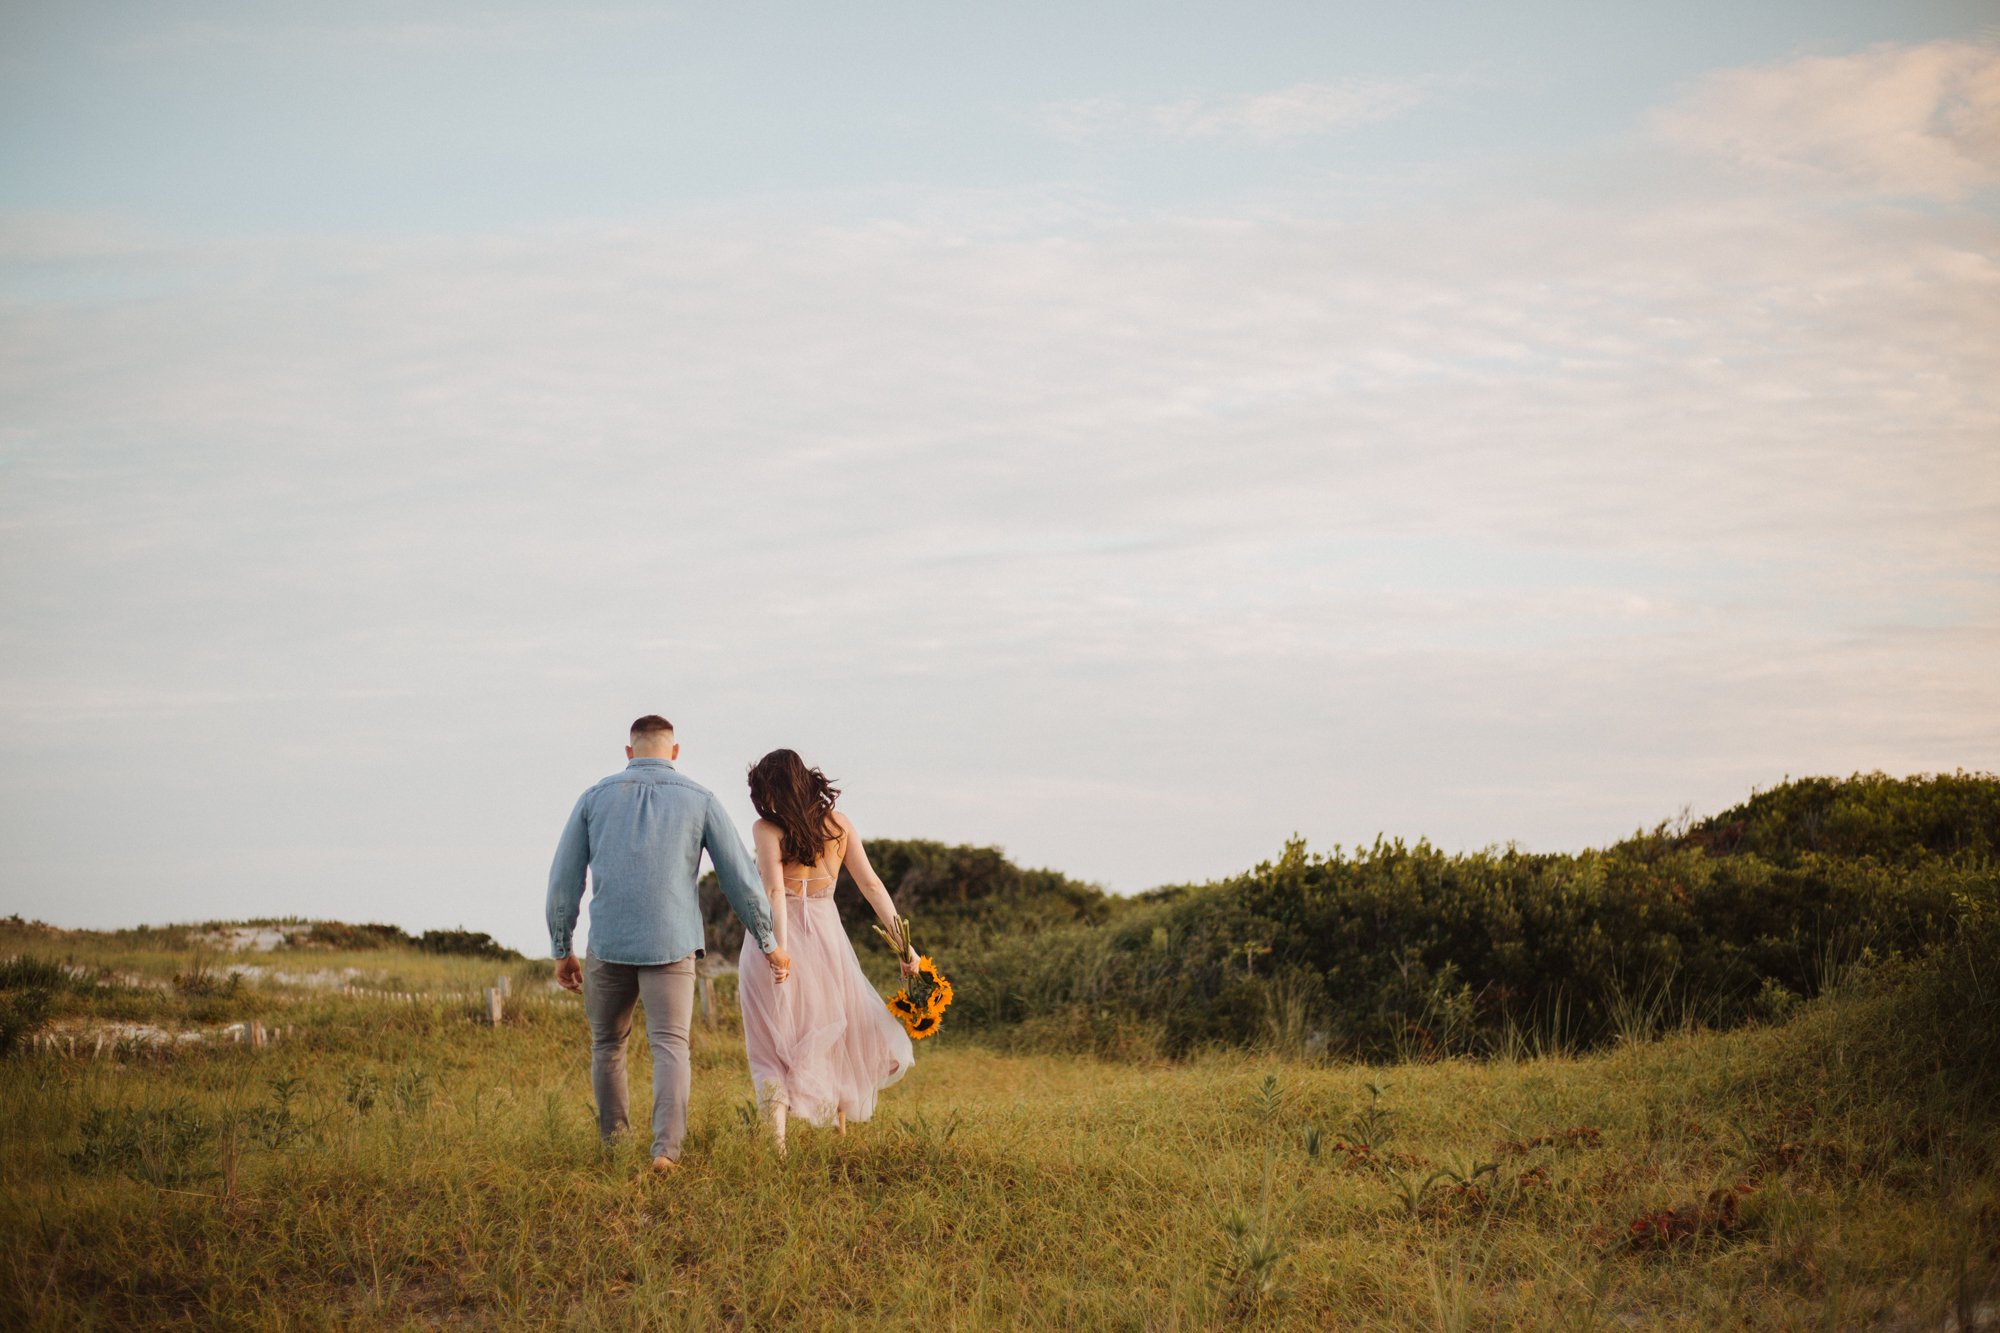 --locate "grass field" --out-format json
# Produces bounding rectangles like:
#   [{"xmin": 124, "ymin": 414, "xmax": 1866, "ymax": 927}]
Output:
[{"xmin": 2, "ymin": 921, "xmax": 1997, "ymax": 1330}]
